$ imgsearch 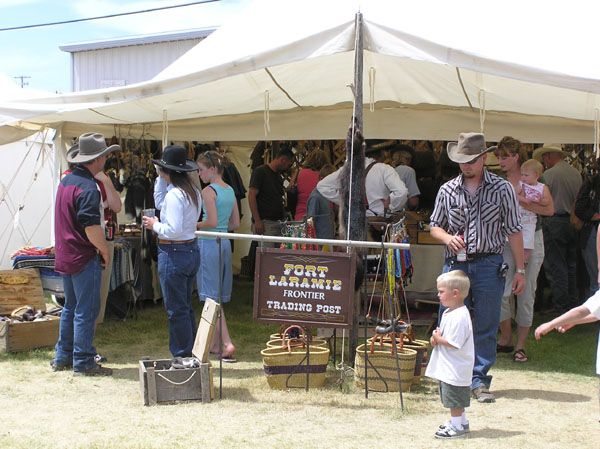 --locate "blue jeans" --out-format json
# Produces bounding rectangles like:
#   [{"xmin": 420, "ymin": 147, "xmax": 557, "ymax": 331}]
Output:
[
  {"xmin": 54, "ymin": 255, "xmax": 102, "ymax": 372},
  {"xmin": 542, "ymin": 216, "xmax": 578, "ymax": 311},
  {"xmin": 441, "ymin": 254, "xmax": 505, "ymax": 390},
  {"xmin": 158, "ymin": 242, "xmax": 200, "ymax": 357}
]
